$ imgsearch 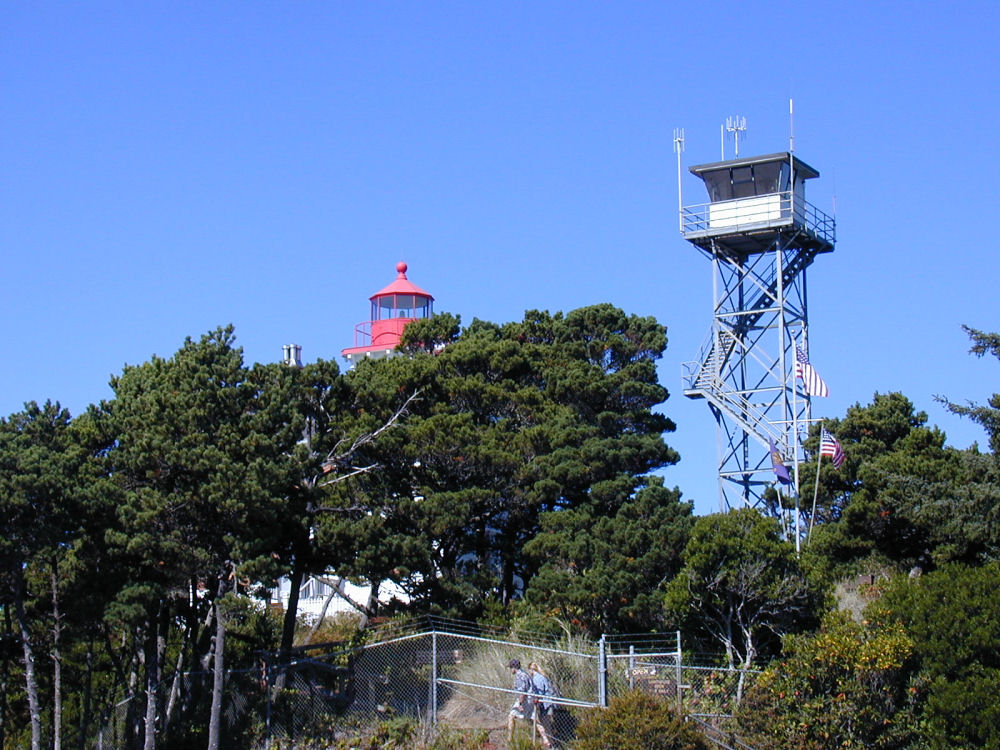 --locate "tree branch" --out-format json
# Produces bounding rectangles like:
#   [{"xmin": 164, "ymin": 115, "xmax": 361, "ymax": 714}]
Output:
[{"xmin": 321, "ymin": 390, "xmax": 421, "ymax": 474}]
